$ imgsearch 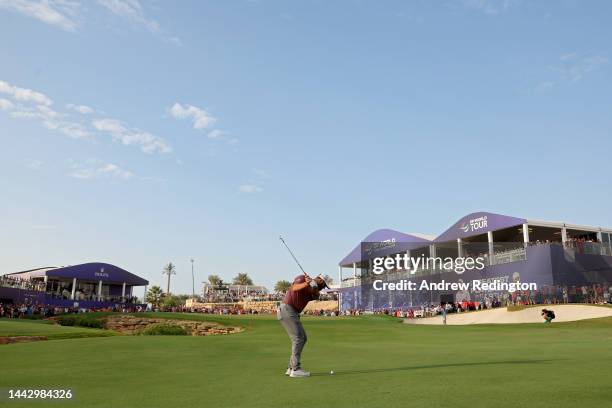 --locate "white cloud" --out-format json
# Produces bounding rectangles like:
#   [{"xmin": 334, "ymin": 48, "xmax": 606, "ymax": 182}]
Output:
[
  {"xmin": 169, "ymin": 102, "xmax": 237, "ymax": 145},
  {"xmin": 66, "ymin": 103, "xmax": 94, "ymax": 114},
  {"xmin": 9, "ymin": 109, "xmax": 39, "ymax": 119},
  {"xmin": 207, "ymin": 128, "xmax": 238, "ymax": 144},
  {"xmin": 37, "ymin": 104, "xmax": 60, "ymax": 118},
  {"xmin": 553, "ymin": 53, "xmax": 609, "ymax": 82},
  {"xmin": 462, "ymin": 0, "xmax": 517, "ymax": 15},
  {"xmin": 68, "ymin": 159, "xmax": 133, "ymax": 180},
  {"xmin": 43, "ymin": 120, "xmax": 92, "ymax": 140},
  {"xmin": 0, "ymin": 79, "xmax": 171, "ymax": 154},
  {"xmin": 207, "ymin": 129, "xmax": 224, "ymax": 139},
  {"xmin": 97, "ymin": 0, "xmax": 158, "ymax": 31},
  {"xmin": 0, "ymin": 0, "xmax": 180, "ymax": 44},
  {"xmin": 92, "ymin": 118, "xmax": 172, "ymax": 154},
  {"xmin": 0, "ymin": 80, "xmax": 53, "ymax": 106},
  {"xmin": 0, "ymin": 81, "xmax": 95, "ymax": 141},
  {"xmin": 238, "ymin": 184, "xmax": 263, "ymax": 194},
  {"xmin": 0, "ymin": 98, "xmax": 14, "ymax": 110},
  {"xmin": 169, "ymin": 102, "xmax": 216, "ymax": 130},
  {"xmin": 97, "ymin": 0, "xmax": 181, "ymax": 44},
  {"xmin": 7, "ymin": 103, "xmax": 63, "ymax": 121},
  {"xmin": 0, "ymin": 80, "xmax": 93, "ymax": 141},
  {"xmin": 0, "ymin": 0, "xmax": 80, "ymax": 31},
  {"xmin": 98, "ymin": 162, "xmax": 133, "ymax": 179},
  {"xmin": 238, "ymin": 169, "xmax": 269, "ymax": 194},
  {"xmin": 25, "ymin": 159, "xmax": 43, "ymax": 170}
]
